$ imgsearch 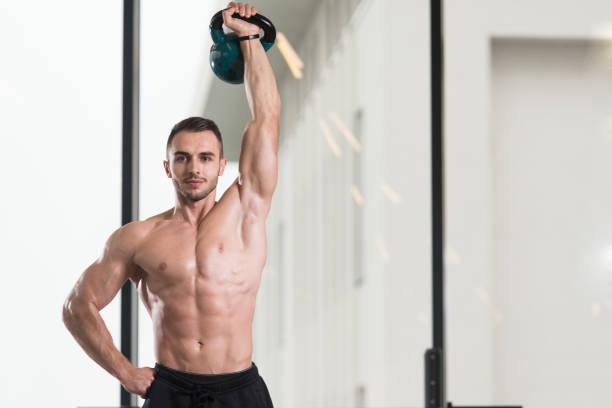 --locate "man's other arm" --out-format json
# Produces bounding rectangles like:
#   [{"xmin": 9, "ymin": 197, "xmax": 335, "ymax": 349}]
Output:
[{"xmin": 61, "ymin": 222, "xmax": 153, "ymax": 396}]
